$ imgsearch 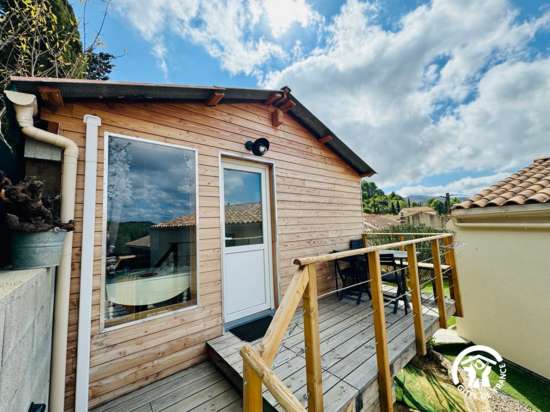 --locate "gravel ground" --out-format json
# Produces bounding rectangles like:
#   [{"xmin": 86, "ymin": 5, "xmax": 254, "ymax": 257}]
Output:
[{"xmin": 488, "ymin": 390, "xmax": 534, "ymax": 412}]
